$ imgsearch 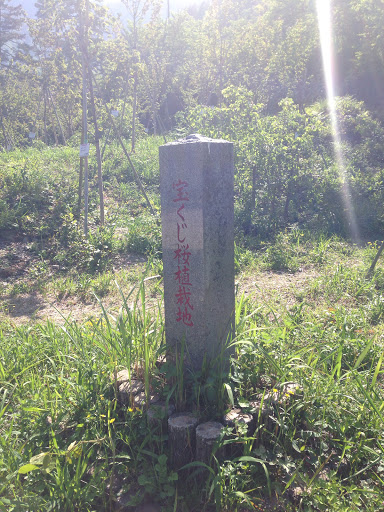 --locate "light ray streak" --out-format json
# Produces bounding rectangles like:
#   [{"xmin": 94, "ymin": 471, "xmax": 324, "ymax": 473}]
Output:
[{"xmin": 316, "ymin": 0, "xmax": 360, "ymax": 242}]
